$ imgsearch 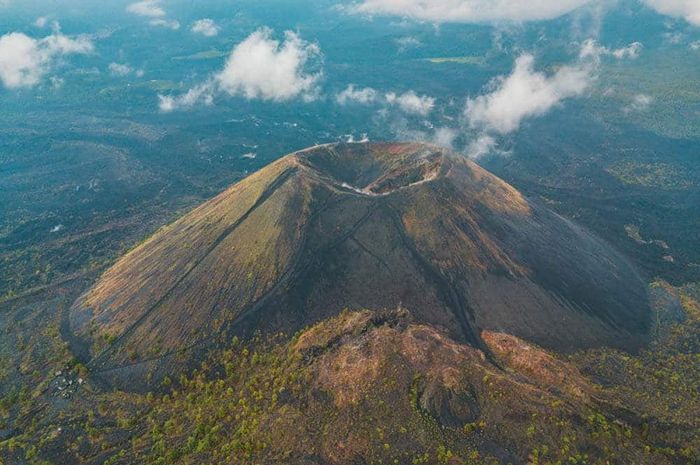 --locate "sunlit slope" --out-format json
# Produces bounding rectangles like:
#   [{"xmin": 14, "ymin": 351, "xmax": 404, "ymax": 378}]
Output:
[{"xmin": 69, "ymin": 142, "xmax": 651, "ymax": 380}]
